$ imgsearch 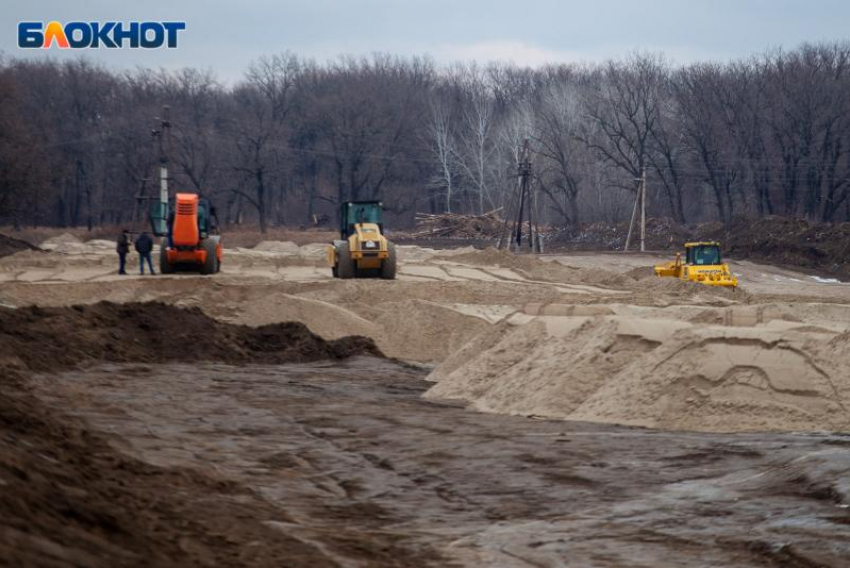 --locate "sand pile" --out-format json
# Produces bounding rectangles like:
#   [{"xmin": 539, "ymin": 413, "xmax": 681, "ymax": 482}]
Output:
[
  {"xmin": 372, "ymin": 299, "xmax": 492, "ymax": 361},
  {"xmin": 571, "ymin": 327, "xmax": 850, "ymax": 432},
  {"xmin": 168, "ymin": 285, "xmax": 483, "ymax": 361},
  {"xmin": 39, "ymin": 233, "xmax": 86, "ymax": 253},
  {"xmin": 253, "ymin": 240, "xmax": 302, "ymax": 253},
  {"xmin": 425, "ymin": 314, "xmax": 850, "ymax": 433},
  {"xmin": 37, "ymin": 234, "xmax": 119, "ymax": 255},
  {"xmin": 218, "ymin": 291, "xmax": 382, "ymax": 341},
  {"xmin": 426, "ymin": 317, "xmax": 664, "ymax": 417},
  {"xmin": 40, "ymin": 232, "xmax": 81, "ymax": 247}
]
